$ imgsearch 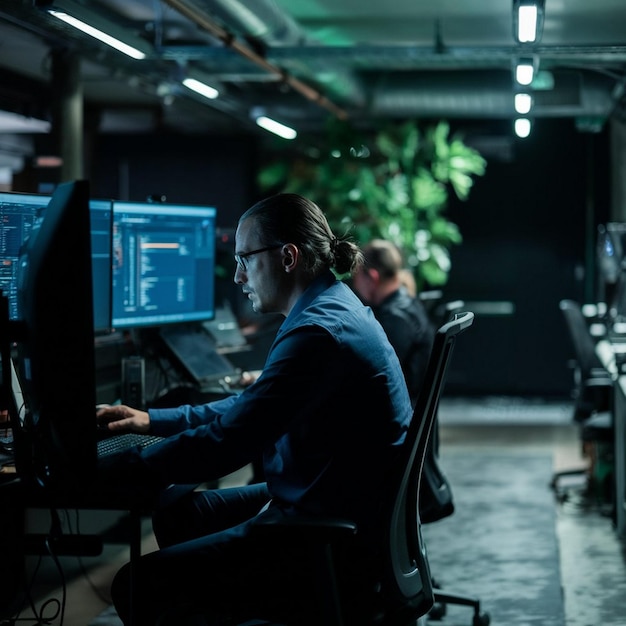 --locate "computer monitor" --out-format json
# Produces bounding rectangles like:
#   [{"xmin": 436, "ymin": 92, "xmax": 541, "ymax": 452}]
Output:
[
  {"xmin": 0, "ymin": 191, "xmax": 50, "ymax": 321},
  {"xmin": 0, "ymin": 191, "xmax": 113, "ymax": 334},
  {"xmin": 89, "ymin": 199, "xmax": 113, "ymax": 334},
  {"xmin": 597, "ymin": 222, "xmax": 626, "ymax": 306},
  {"xmin": 111, "ymin": 200, "xmax": 218, "ymax": 329},
  {"xmin": 14, "ymin": 180, "xmax": 97, "ymax": 492}
]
